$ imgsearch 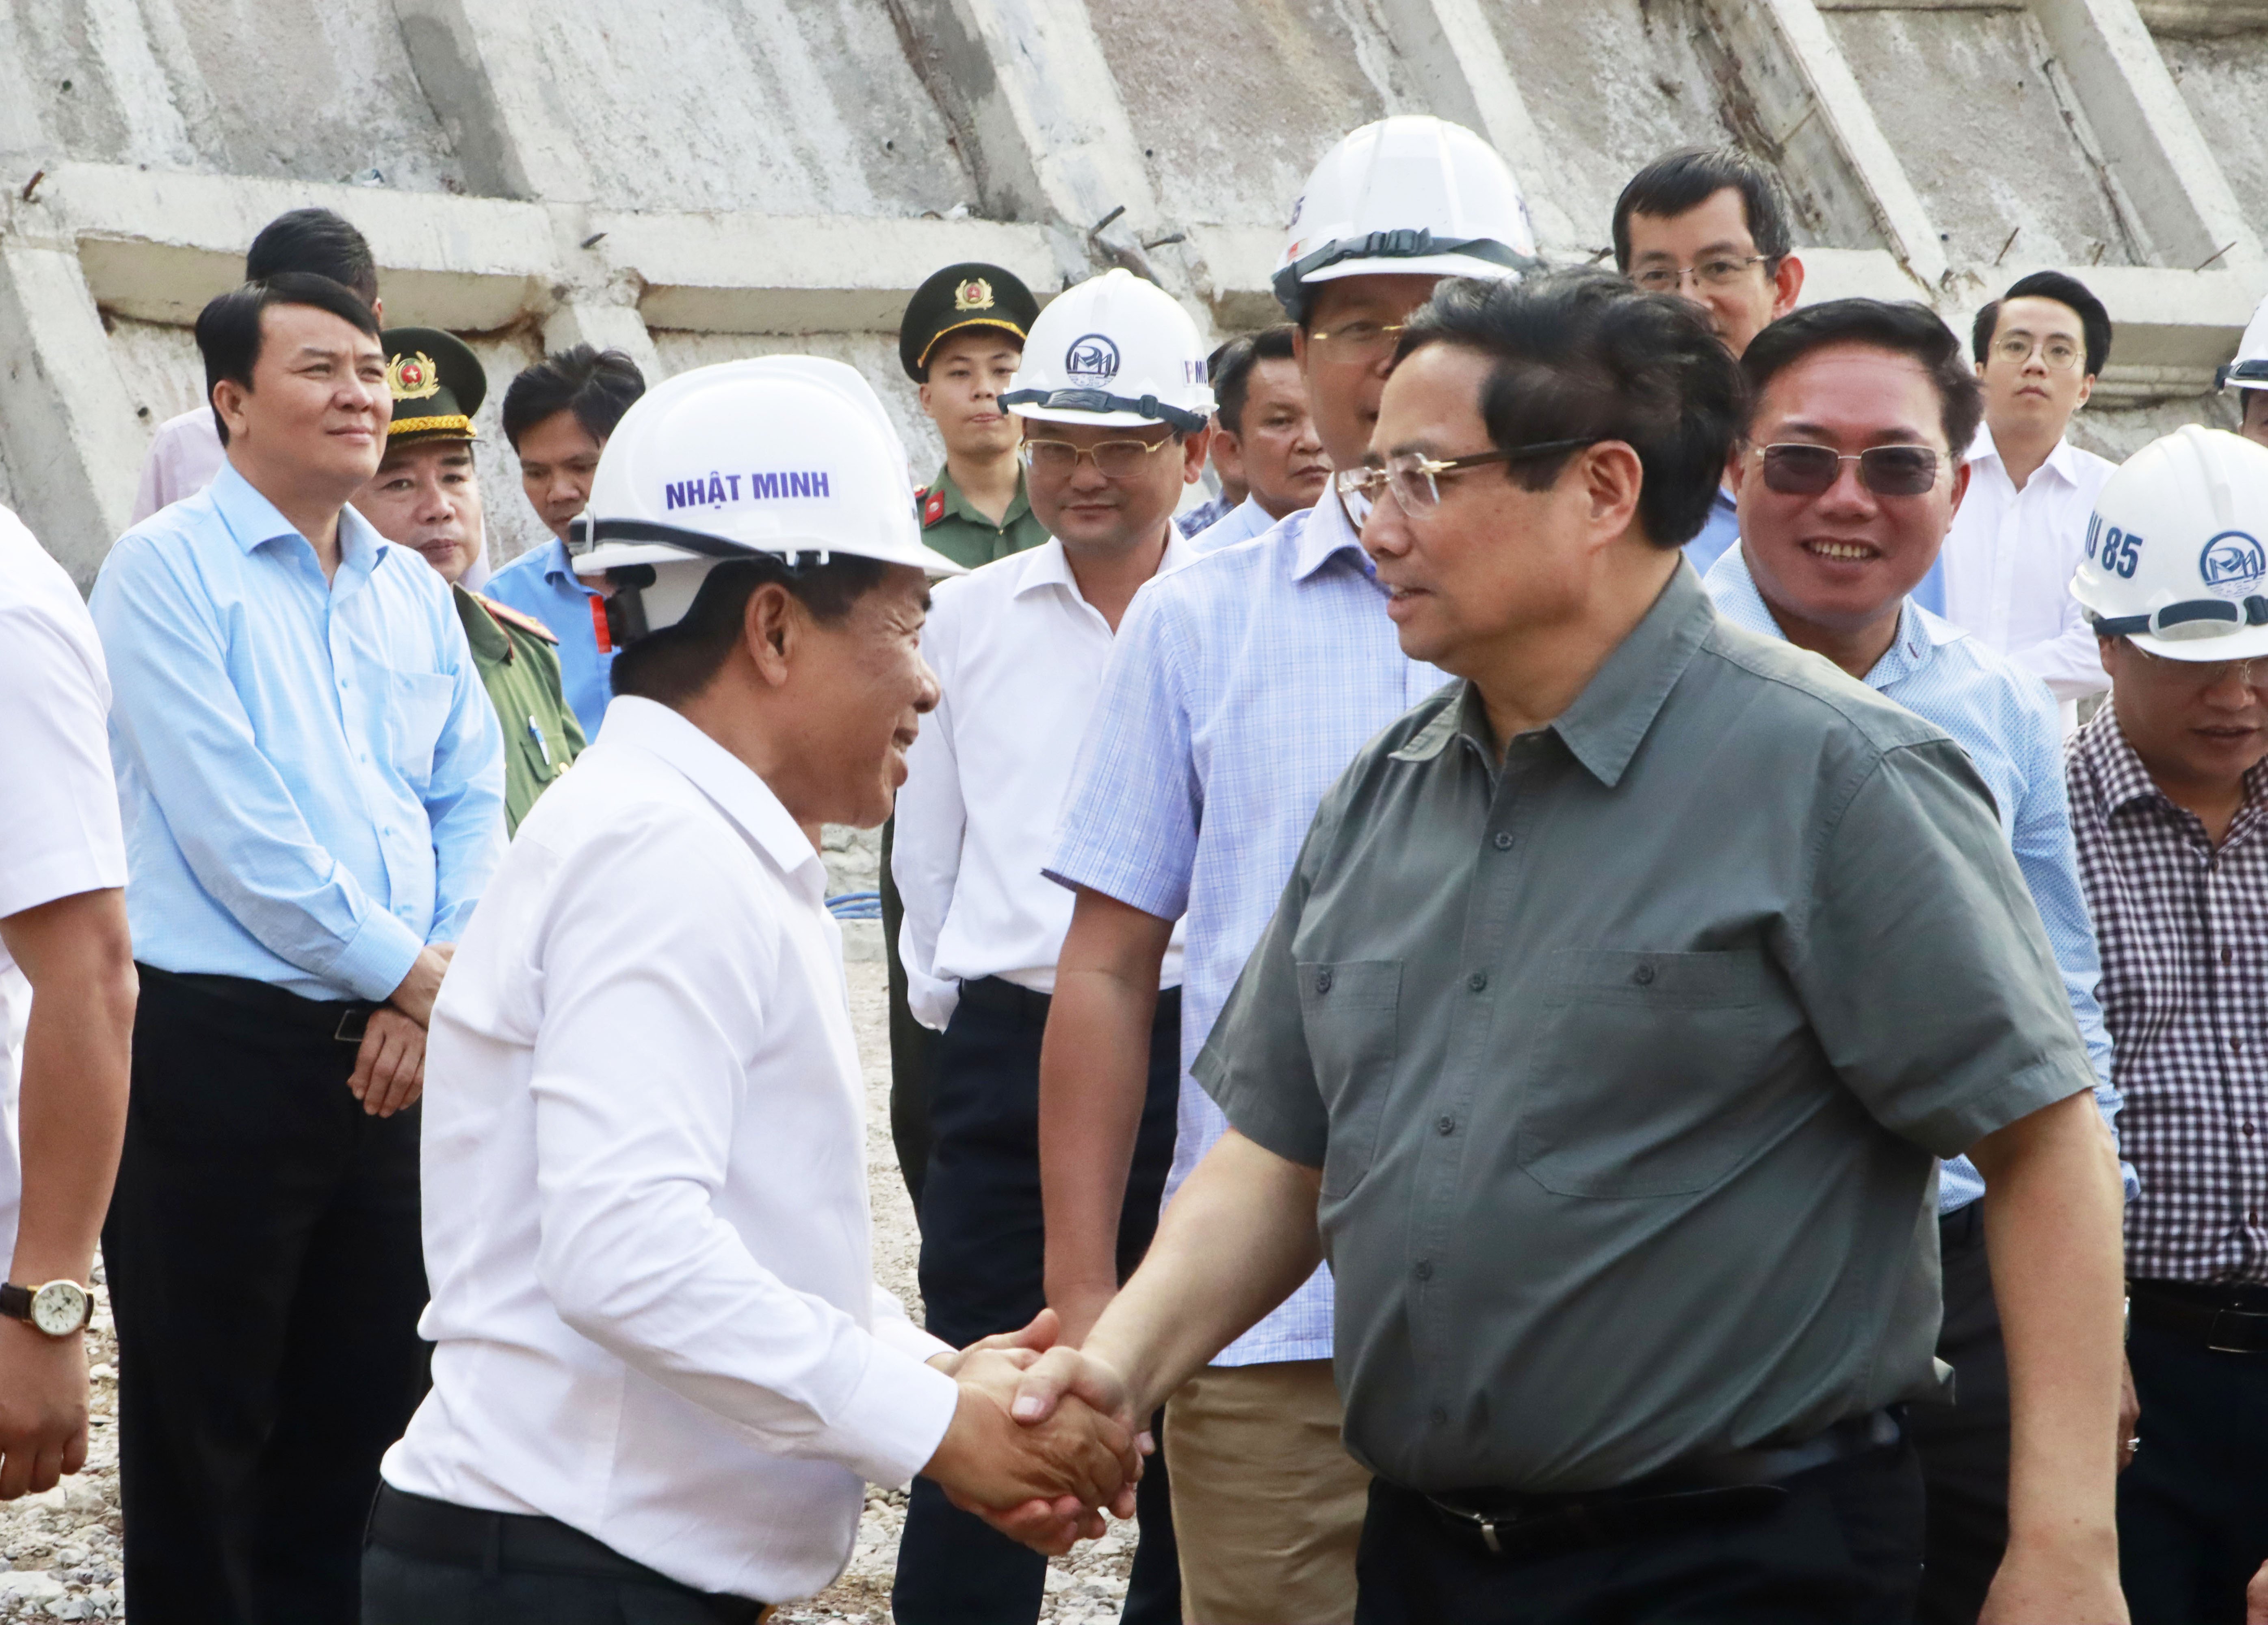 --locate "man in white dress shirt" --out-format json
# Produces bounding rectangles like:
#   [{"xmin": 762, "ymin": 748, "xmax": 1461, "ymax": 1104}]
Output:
[
  {"xmin": 0, "ymin": 506, "xmax": 135, "ymax": 1503},
  {"xmin": 365, "ymin": 357, "xmax": 1137, "ymax": 1623},
  {"xmin": 1943, "ymin": 271, "xmax": 2118, "ymax": 731},
  {"xmin": 890, "ymin": 269, "xmax": 1213, "ymax": 1624}
]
